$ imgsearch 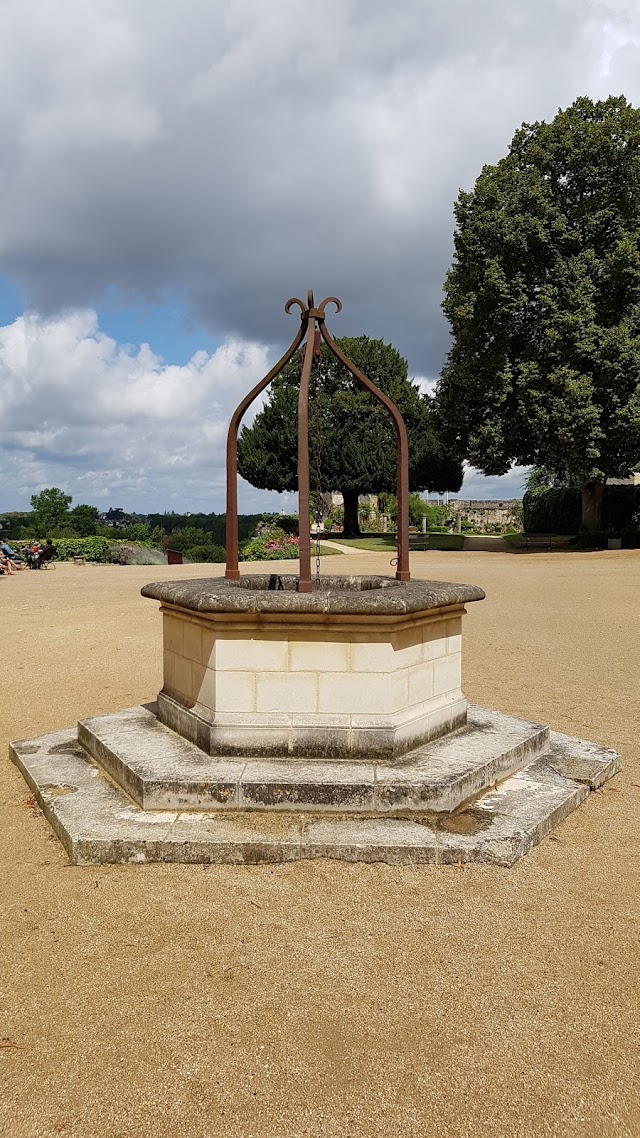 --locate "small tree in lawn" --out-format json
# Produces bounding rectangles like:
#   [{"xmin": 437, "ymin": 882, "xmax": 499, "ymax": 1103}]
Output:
[
  {"xmin": 30, "ymin": 487, "xmax": 72, "ymax": 534},
  {"xmin": 437, "ymin": 95, "xmax": 640, "ymax": 532},
  {"xmin": 238, "ymin": 335, "xmax": 462, "ymax": 537}
]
